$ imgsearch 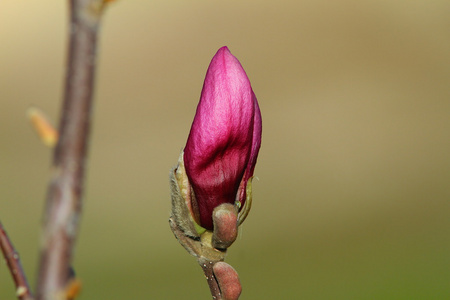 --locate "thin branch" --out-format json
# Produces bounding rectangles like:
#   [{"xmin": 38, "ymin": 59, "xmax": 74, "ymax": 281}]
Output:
[
  {"xmin": 199, "ymin": 258, "xmax": 222, "ymax": 300},
  {"xmin": 36, "ymin": 1, "xmax": 104, "ymax": 299},
  {"xmin": 0, "ymin": 222, "xmax": 34, "ymax": 300}
]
